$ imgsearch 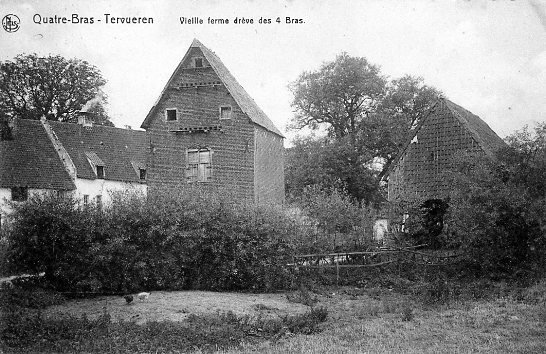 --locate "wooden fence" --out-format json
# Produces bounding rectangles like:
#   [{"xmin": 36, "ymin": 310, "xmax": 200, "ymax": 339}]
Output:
[{"xmin": 291, "ymin": 246, "xmax": 464, "ymax": 284}]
